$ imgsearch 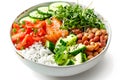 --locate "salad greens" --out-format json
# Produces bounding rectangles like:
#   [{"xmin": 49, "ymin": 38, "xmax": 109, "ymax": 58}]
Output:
[{"xmin": 53, "ymin": 5, "xmax": 105, "ymax": 30}]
